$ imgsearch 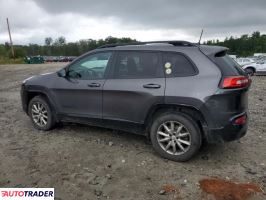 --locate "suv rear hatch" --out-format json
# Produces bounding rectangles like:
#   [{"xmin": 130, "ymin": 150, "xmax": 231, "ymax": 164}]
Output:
[{"xmin": 199, "ymin": 45, "xmax": 251, "ymax": 142}]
